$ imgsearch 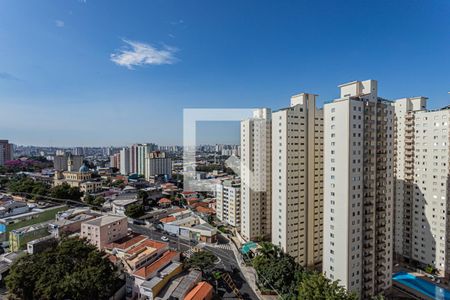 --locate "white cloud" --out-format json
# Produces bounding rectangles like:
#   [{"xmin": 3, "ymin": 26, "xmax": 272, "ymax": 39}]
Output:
[
  {"xmin": 170, "ymin": 19, "xmax": 184, "ymax": 25},
  {"xmin": 110, "ymin": 39, "xmax": 178, "ymax": 69},
  {"xmin": 55, "ymin": 20, "xmax": 64, "ymax": 27}
]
